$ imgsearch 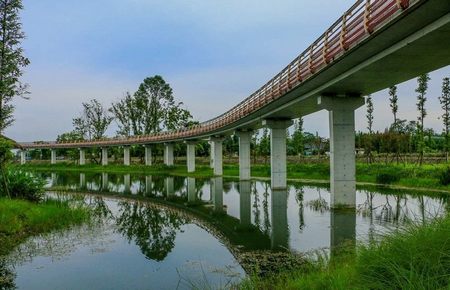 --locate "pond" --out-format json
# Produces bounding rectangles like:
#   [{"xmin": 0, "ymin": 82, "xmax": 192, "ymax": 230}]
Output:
[{"xmin": 2, "ymin": 171, "xmax": 448, "ymax": 289}]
